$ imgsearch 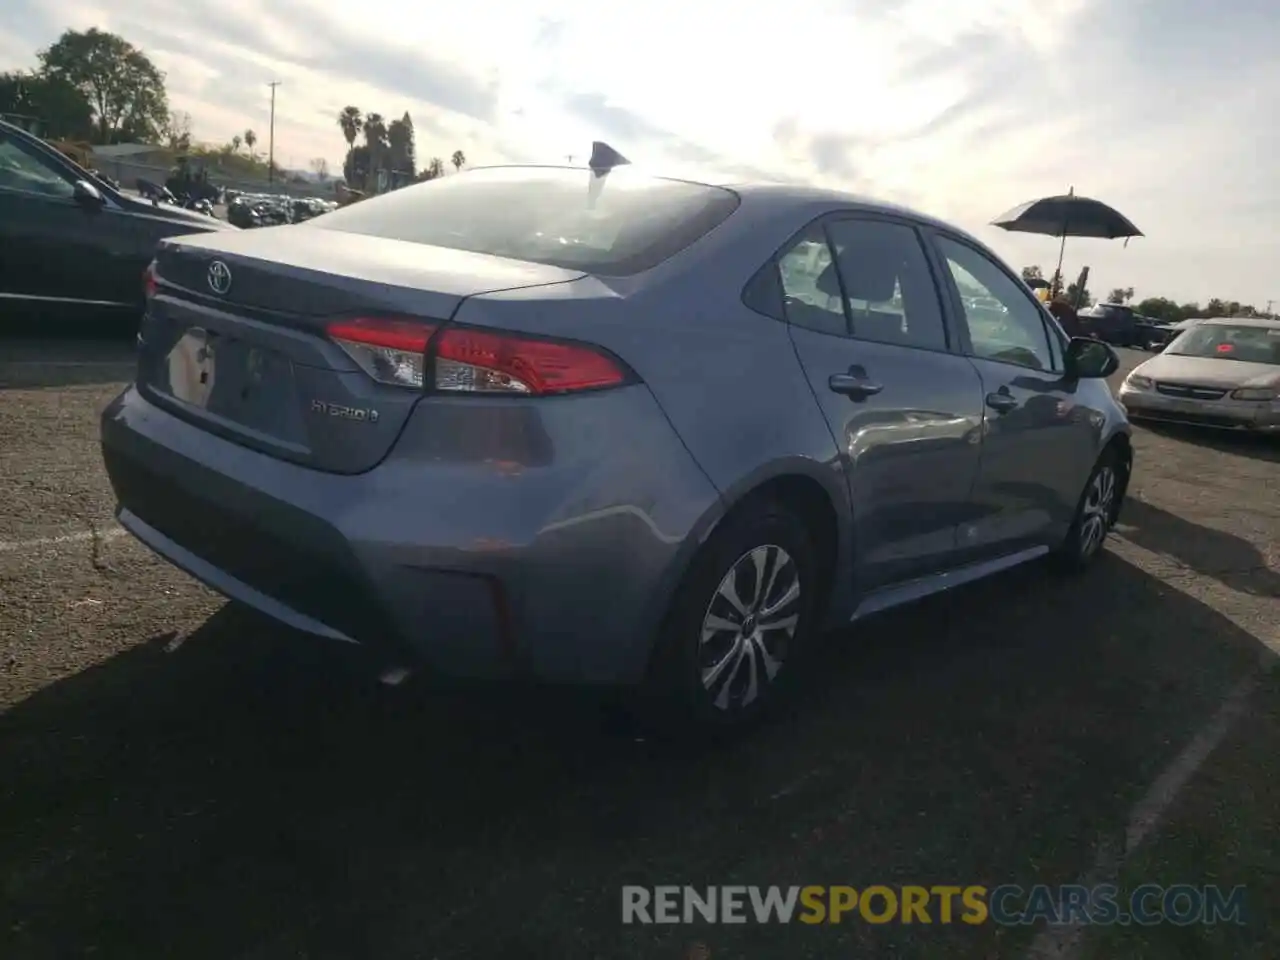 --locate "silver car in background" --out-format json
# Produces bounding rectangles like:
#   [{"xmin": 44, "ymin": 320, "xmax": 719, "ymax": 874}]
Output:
[
  {"xmin": 100, "ymin": 163, "xmax": 1133, "ymax": 734},
  {"xmin": 1118, "ymin": 317, "xmax": 1280, "ymax": 432}
]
